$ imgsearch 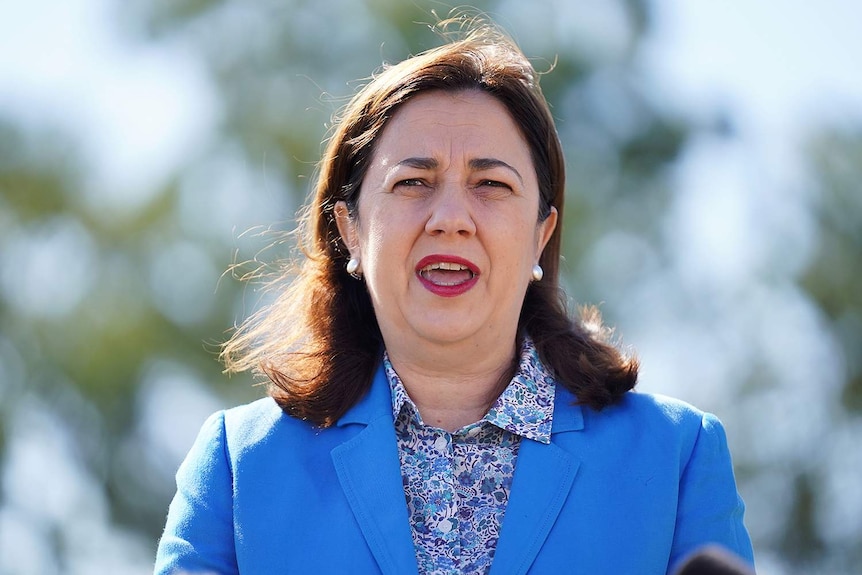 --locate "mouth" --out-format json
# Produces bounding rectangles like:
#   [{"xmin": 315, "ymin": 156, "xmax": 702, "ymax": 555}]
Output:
[
  {"xmin": 418, "ymin": 261, "xmax": 476, "ymax": 285},
  {"xmin": 415, "ymin": 255, "xmax": 480, "ymax": 295}
]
